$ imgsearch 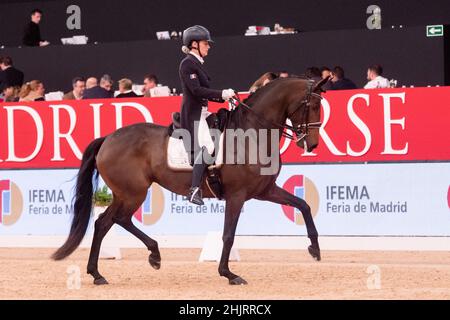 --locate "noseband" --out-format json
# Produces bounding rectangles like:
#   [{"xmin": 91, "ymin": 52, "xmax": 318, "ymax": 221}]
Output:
[{"xmin": 230, "ymin": 80, "xmax": 323, "ymax": 142}]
